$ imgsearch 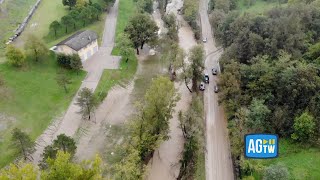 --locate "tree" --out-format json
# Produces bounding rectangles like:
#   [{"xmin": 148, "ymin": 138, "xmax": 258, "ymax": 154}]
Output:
[
  {"xmin": 263, "ymin": 164, "xmax": 289, "ymax": 180},
  {"xmin": 117, "ymin": 33, "xmax": 134, "ymax": 63},
  {"xmin": 75, "ymin": 0, "xmax": 87, "ymax": 9},
  {"xmin": 61, "ymin": 15, "xmax": 74, "ymax": 33},
  {"xmin": 0, "ymin": 162, "xmax": 38, "ymax": 179},
  {"xmin": 246, "ymin": 99, "xmax": 271, "ymax": 133},
  {"xmin": 41, "ymin": 151, "xmax": 103, "ymax": 180},
  {"xmin": 5, "ymin": 45, "xmax": 26, "ymax": 67},
  {"xmin": 40, "ymin": 134, "xmax": 77, "ymax": 169},
  {"xmin": 53, "ymin": 134, "xmax": 77, "ymax": 155},
  {"xmin": 183, "ymin": 45, "xmax": 205, "ymax": 93},
  {"xmin": 162, "ymin": 42, "xmax": 185, "ymax": 80},
  {"xmin": 79, "ymin": 7, "xmax": 92, "ymax": 26},
  {"xmin": 70, "ymin": 54, "xmax": 83, "ymax": 74},
  {"xmin": 56, "ymin": 70, "xmax": 71, "ymax": 93},
  {"xmin": 50, "ymin": 21, "xmax": 61, "ymax": 37},
  {"xmin": 291, "ymin": 112, "xmax": 316, "ymax": 142},
  {"xmin": 62, "ymin": 0, "xmax": 77, "ymax": 10},
  {"xmin": 75, "ymin": 87, "xmax": 98, "ymax": 121},
  {"xmin": 137, "ymin": 76, "xmax": 180, "ymax": 160},
  {"xmin": 57, "ymin": 53, "xmax": 72, "ymax": 69},
  {"xmin": 125, "ymin": 13, "xmax": 159, "ymax": 54},
  {"xmin": 24, "ymin": 34, "xmax": 48, "ymax": 62},
  {"xmin": 11, "ymin": 128, "xmax": 35, "ymax": 161}
]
